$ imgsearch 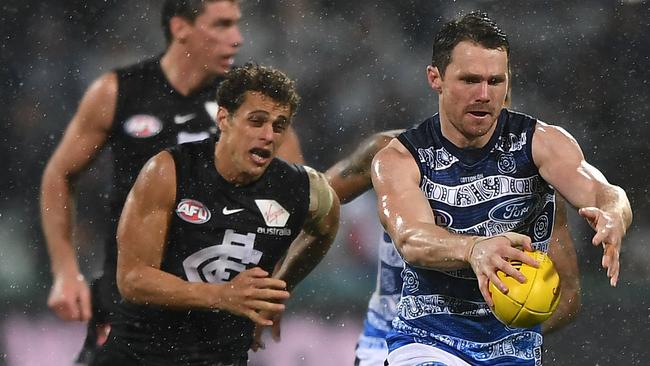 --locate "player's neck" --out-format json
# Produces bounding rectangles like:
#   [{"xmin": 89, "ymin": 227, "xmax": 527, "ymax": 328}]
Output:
[{"xmin": 161, "ymin": 47, "xmax": 217, "ymax": 96}]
